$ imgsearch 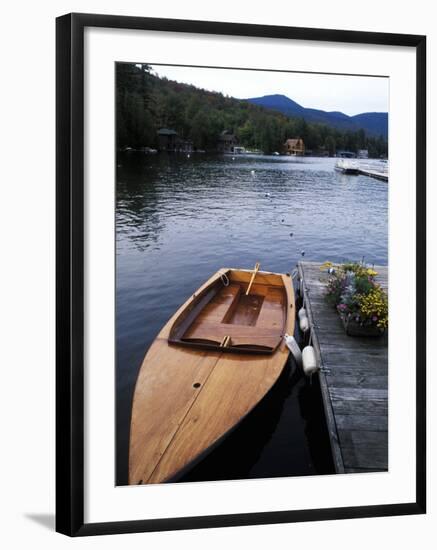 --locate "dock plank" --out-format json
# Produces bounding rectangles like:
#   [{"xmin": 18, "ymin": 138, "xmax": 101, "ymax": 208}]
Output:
[
  {"xmin": 335, "ymin": 414, "xmax": 388, "ymax": 432},
  {"xmin": 331, "ymin": 398, "xmax": 388, "ymax": 417},
  {"xmin": 325, "ymin": 373, "xmax": 388, "ymax": 390},
  {"xmin": 298, "ymin": 261, "xmax": 388, "ymax": 474},
  {"xmin": 358, "ymin": 169, "xmax": 389, "ymax": 182},
  {"xmin": 339, "ymin": 430, "xmax": 388, "ymax": 470}
]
